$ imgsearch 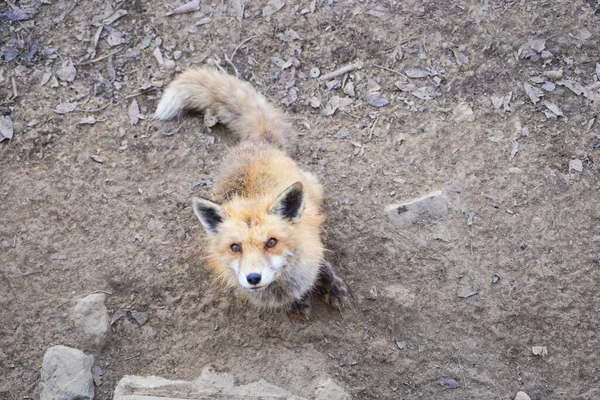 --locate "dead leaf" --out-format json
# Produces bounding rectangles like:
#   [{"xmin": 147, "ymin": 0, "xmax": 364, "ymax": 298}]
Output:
[
  {"xmin": 79, "ymin": 116, "xmax": 97, "ymax": 125},
  {"xmin": 405, "ymin": 66, "xmax": 436, "ymax": 78},
  {"xmin": 411, "ymin": 86, "xmax": 439, "ymax": 100},
  {"xmin": 56, "ymin": 60, "xmax": 77, "ymax": 82},
  {"xmin": 276, "ymin": 29, "xmax": 301, "ymax": 42},
  {"xmin": 0, "ymin": 9, "xmax": 30, "ymax": 22},
  {"xmin": 103, "ymin": 9, "xmax": 128, "ymax": 25},
  {"xmin": 511, "ymin": 141, "xmax": 519, "ymax": 157},
  {"xmin": 517, "ymin": 39, "xmax": 546, "ymax": 59},
  {"xmin": 54, "ymin": 102, "xmax": 77, "ymax": 114},
  {"xmin": 523, "ymin": 82, "xmax": 543, "ymax": 104},
  {"xmin": 166, "ymin": 0, "xmax": 201, "ymax": 16},
  {"xmin": 262, "ymin": 0, "xmax": 286, "ymax": 21},
  {"xmin": 557, "ymin": 80, "xmax": 586, "ymax": 96},
  {"xmin": 366, "ymin": 92, "xmax": 389, "ymax": 107},
  {"xmin": 457, "ymin": 276, "xmax": 478, "ymax": 298},
  {"xmin": 129, "ymin": 100, "xmax": 140, "ymax": 125},
  {"xmin": 0, "ymin": 116, "xmax": 14, "ymax": 141},
  {"xmin": 543, "ymin": 101, "xmax": 563, "ymax": 117},
  {"xmin": 453, "ymin": 103, "xmax": 475, "ymax": 123},
  {"xmin": 153, "ymin": 47, "xmax": 164, "ymax": 66}
]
